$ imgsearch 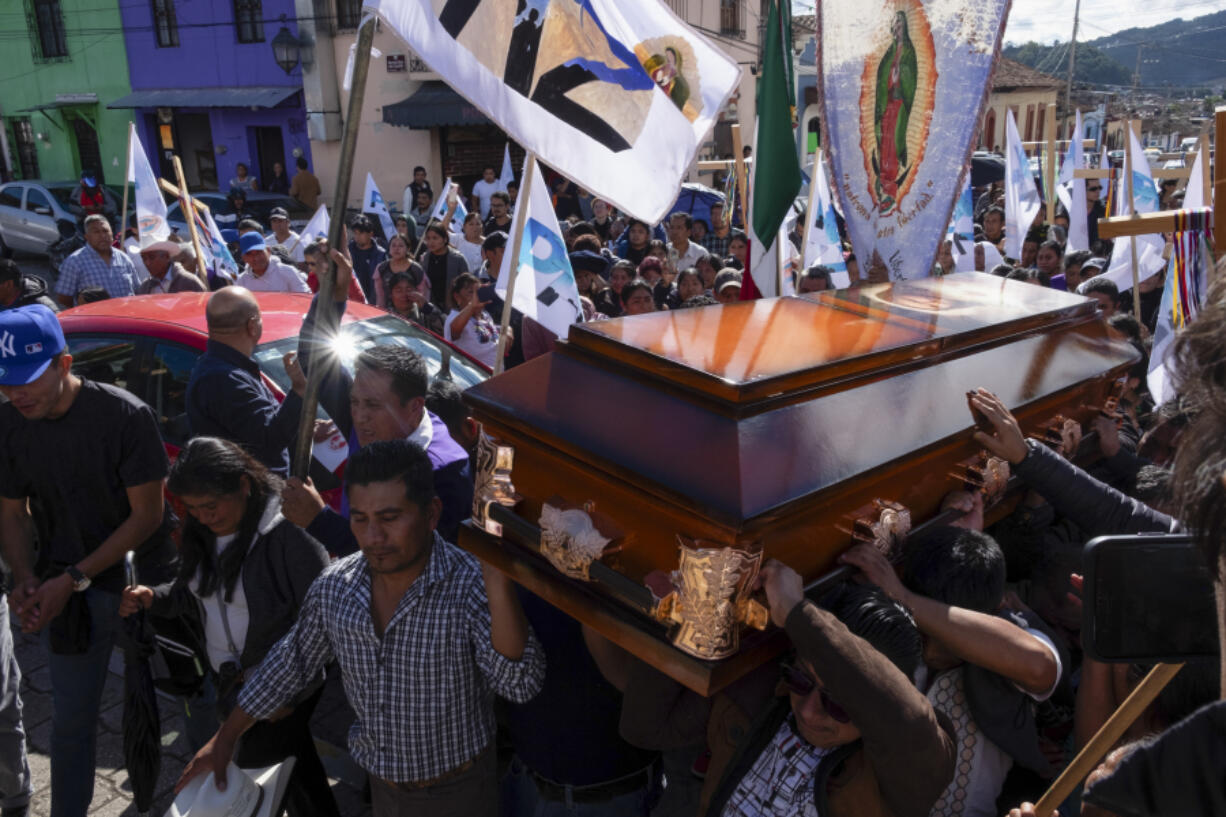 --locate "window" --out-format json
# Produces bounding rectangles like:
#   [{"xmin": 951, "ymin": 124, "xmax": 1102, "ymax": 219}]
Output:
[
  {"xmin": 148, "ymin": 343, "xmax": 199, "ymax": 446},
  {"xmin": 0, "ymin": 186, "xmax": 22, "ymax": 210},
  {"xmin": 67, "ymin": 337, "xmax": 141, "ymax": 394},
  {"xmin": 152, "ymin": 0, "xmax": 179, "ymax": 47},
  {"xmin": 24, "ymin": 187, "xmax": 51, "ymax": 214},
  {"xmin": 233, "ymin": 0, "xmax": 264, "ymax": 43},
  {"xmin": 720, "ymin": 0, "xmax": 743, "ymax": 36},
  {"xmin": 12, "ymin": 120, "xmax": 39, "ymax": 179},
  {"xmin": 30, "ymin": 0, "xmax": 68, "ymax": 60},
  {"xmin": 336, "ymin": 0, "xmax": 362, "ymax": 30}
]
